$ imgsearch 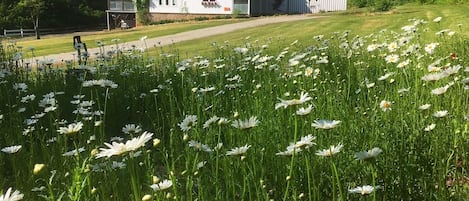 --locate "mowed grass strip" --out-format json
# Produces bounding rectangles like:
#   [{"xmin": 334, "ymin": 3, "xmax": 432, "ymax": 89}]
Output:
[{"xmin": 14, "ymin": 18, "xmax": 248, "ymax": 57}]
